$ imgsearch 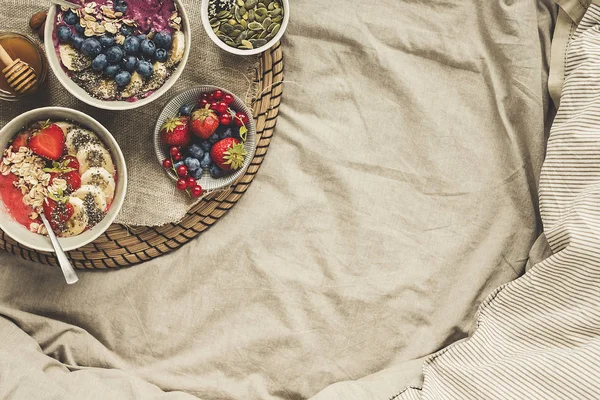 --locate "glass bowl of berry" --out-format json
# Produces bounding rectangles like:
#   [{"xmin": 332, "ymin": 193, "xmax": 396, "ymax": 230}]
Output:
[
  {"xmin": 0, "ymin": 107, "xmax": 127, "ymax": 252},
  {"xmin": 154, "ymin": 86, "xmax": 256, "ymax": 198},
  {"xmin": 44, "ymin": 0, "xmax": 191, "ymax": 110}
]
